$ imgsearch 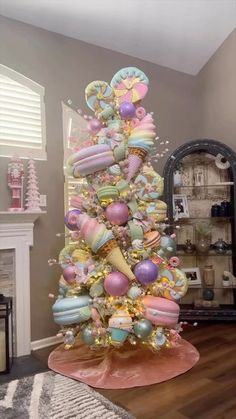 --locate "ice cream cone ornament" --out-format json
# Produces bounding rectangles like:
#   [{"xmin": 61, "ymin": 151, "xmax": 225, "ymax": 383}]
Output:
[{"xmin": 50, "ymin": 66, "xmax": 191, "ymax": 352}]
